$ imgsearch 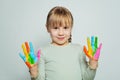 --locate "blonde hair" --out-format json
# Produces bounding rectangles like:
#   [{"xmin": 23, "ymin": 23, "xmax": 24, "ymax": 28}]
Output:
[{"xmin": 46, "ymin": 6, "xmax": 73, "ymax": 42}]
